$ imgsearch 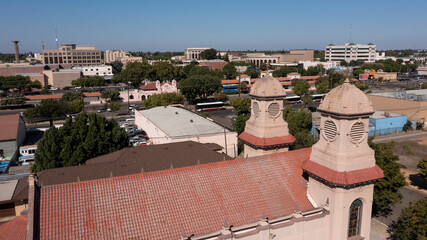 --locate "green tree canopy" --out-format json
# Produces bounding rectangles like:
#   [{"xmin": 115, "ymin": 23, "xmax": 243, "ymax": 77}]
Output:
[
  {"xmin": 116, "ymin": 62, "xmax": 154, "ymax": 87},
  {"xmin": 292, "ymin": 79, "xmax": 312, "ymax": 105},
  {"xmin": 199, "ymin": 48, "xmax": 218, "ymax": 60},
  {"xmin": 101, "ymin": 89, "xmax": 120, "ymax": 101},
  {"xmin": 109, "ymin": 102, "xmax": 121, "ymax": 112},
  {"xmin": 179, "ymin": 75, "xmax": 222, "ymax": 103},
  {"xmin": 143, "ymin": 92, "xmax": 184, "ymax": 108},
  {"xmin": 388, "ymin": 197, "xmax": 427, "ymax": 240},
  {"xmin": 232, "ymin": 114, "xmax": 250, "ymax": 135},
  {"xmin": 33, "ymin": 113, "xmax": 129, "ymax": 172},
  {"xmin": 0, "ymin": 94, "xmax": 26, "ymax": 106},
  {"xmin": 152, "ymin": 61, "xmax": 184, "ymax": 81},
  {"xmin": 62, "ymin": 92, "xmax": 83, "ymax": 102},
  {"xmin": 282, "ymin": 106, "xmax": 316, "ymax": 150},
  {"xmin": 418, "ymin": 158, "xmax": 427, "ymax": 181},
  {"xmin": 272, "ymin": 67, "xmax": 298, "ymax": 77},
  {"xmin": 230, "ymin": 97, "xmax": 251, "ymax": 115},
  {"xmin": 24, "ymin": 99, "xmax": 72, "ymax": 126},
  {"xmin": 72, "ymin": 76, "xmax": 106, "ymax": 87},
  {"xmin": 315, "ymin": 76, "xmax": 329, "ymax": 94},
  {"xmin": 244, "ymin": 69, "xmax": 258, "ymax": 78},
  {"xmin": 303, "ymin": 65, "xmax": 324, "ymax": 76},
  {"xmin": 368, "ymin": 140, "xmax": 407, "ymax": 216},
  {"xmin": 109, "ymin": 60, "xmax": 123, "ymax": 74},
  {"xmin": 0, "ymin": 75, "xmax": 35, "ymax": 92},
  {"xmin": 222, "ymin": 63, "xmax": 237, "ymax": 79}
]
